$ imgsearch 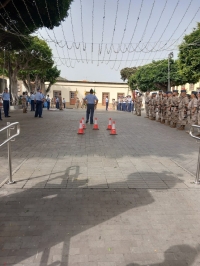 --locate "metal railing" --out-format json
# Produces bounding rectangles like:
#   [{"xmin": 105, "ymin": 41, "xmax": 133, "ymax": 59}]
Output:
[
  {"xmin": 189, "ymin": 125, "xmax": 200, "ymax": 184},
  {"xmin": 0, "ymin": 122, "xmax": 20, "ymax": 184}
]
